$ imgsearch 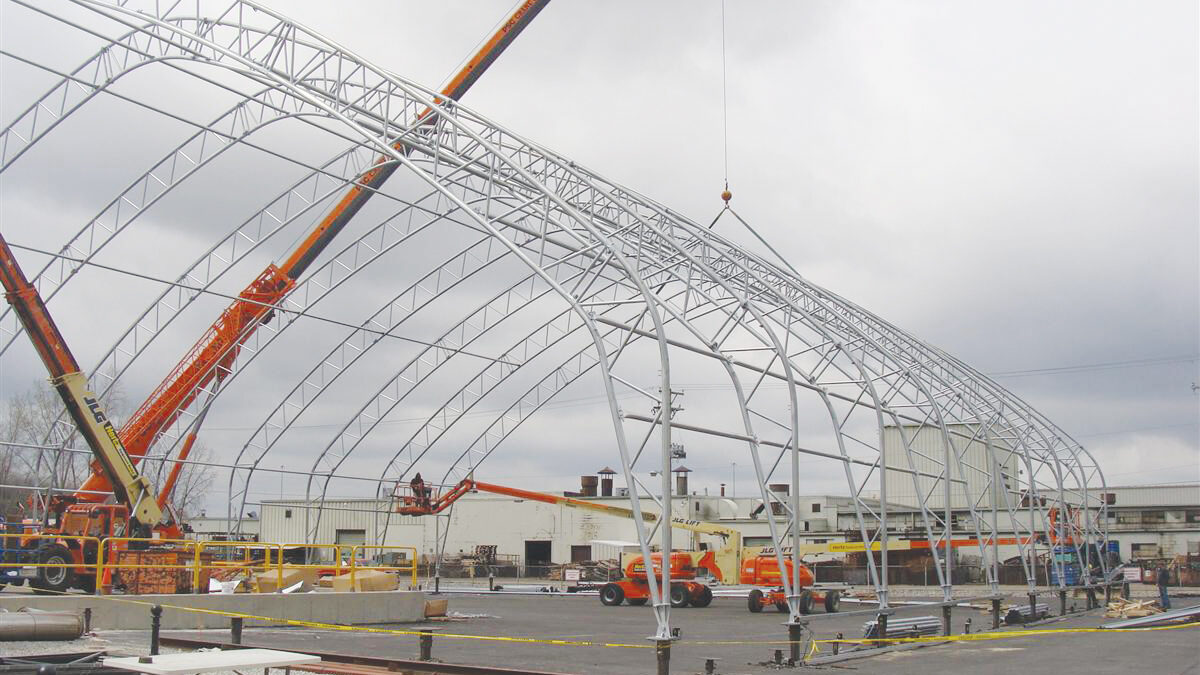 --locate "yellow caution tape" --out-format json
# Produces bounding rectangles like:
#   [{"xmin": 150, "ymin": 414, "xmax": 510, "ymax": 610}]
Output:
[{"xmin": 10, "ymin": 585, "xmax": 1196, "ymax": 652}]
